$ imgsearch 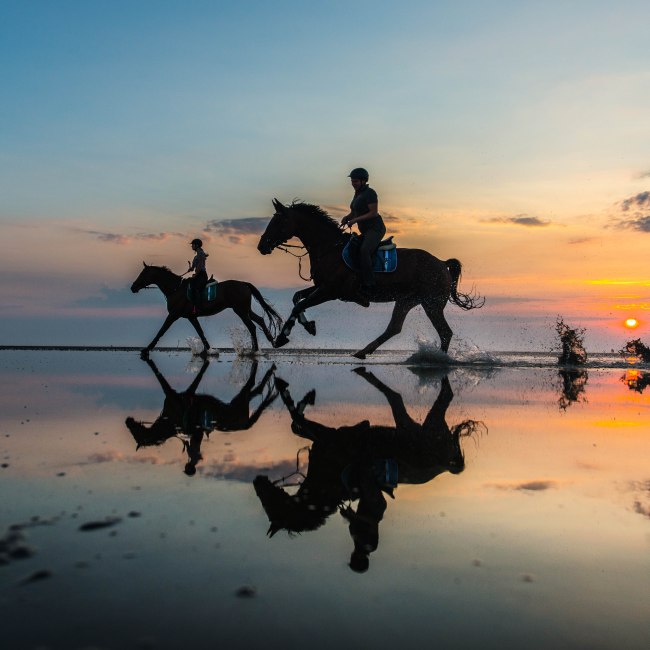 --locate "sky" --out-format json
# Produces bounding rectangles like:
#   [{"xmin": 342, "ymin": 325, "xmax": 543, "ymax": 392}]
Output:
[{"xmin": 1, "ymin": 0, "xmax": 649, "ymax": 352}]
